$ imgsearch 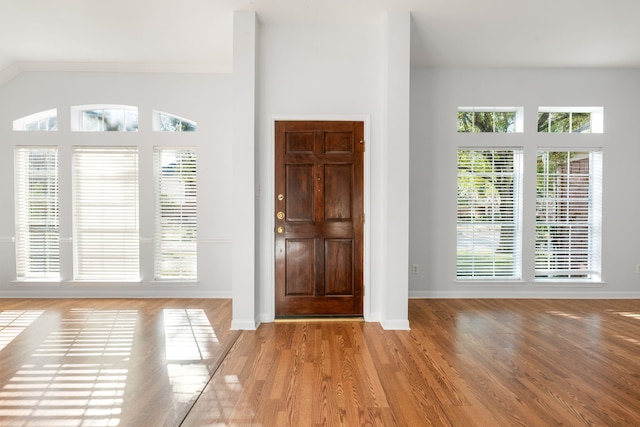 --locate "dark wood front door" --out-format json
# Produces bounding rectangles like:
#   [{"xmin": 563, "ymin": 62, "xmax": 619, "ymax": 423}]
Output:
[{"xmin": 275, "ymin": 121, "xmax": 364, "ymax": 317}]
